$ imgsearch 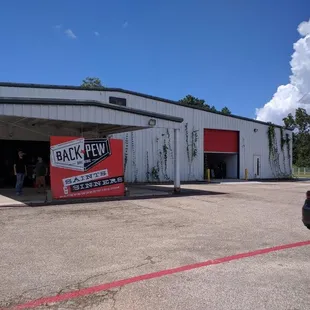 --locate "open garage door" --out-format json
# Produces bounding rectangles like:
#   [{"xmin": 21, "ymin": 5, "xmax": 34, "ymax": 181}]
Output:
[{"xmin": 204, "ymin": 129, "xmax": 239, "ymax": 179}]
